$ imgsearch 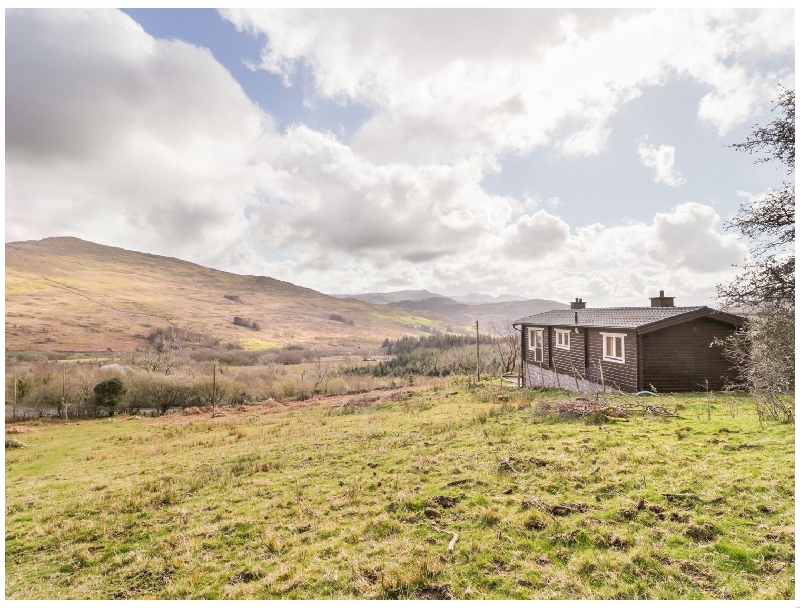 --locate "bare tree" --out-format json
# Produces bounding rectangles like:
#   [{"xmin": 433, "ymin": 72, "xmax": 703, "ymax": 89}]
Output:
[
  {"xmin": 491, "ymin": 320, "xmax": 520, "ymax": 375},
  {"xmin": 310, "ymin": 356, "xmax": 332, "ymax": 395},
  {"xmin": 716, "ymin": 86, "xmax": 795, "ymax": 418},
  {"xmin": 139, "ymin": 334, "xmax": 188, "ymax": 376},
  {"xmin": 719, "ymin": 86, "xmax": 794, "ymax": 310}
]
